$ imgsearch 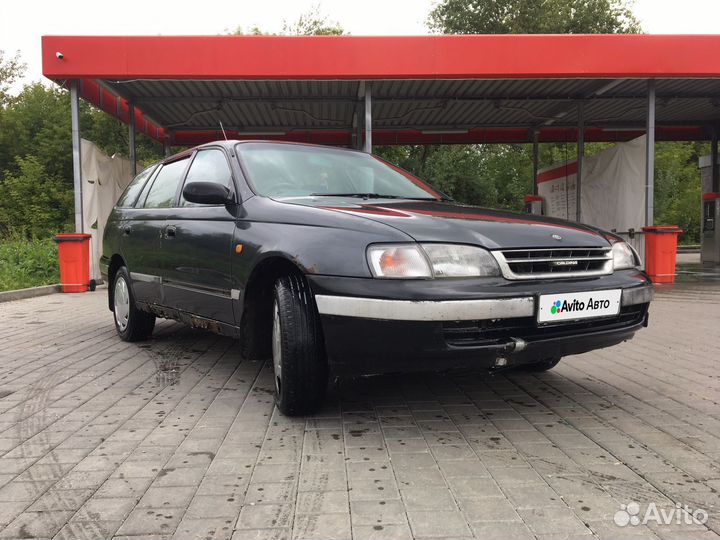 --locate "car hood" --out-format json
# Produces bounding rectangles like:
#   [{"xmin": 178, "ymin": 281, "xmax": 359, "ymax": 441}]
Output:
[{"xmin": 283, "ymin": 197, "xmax": 611, "ymax": 249}]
